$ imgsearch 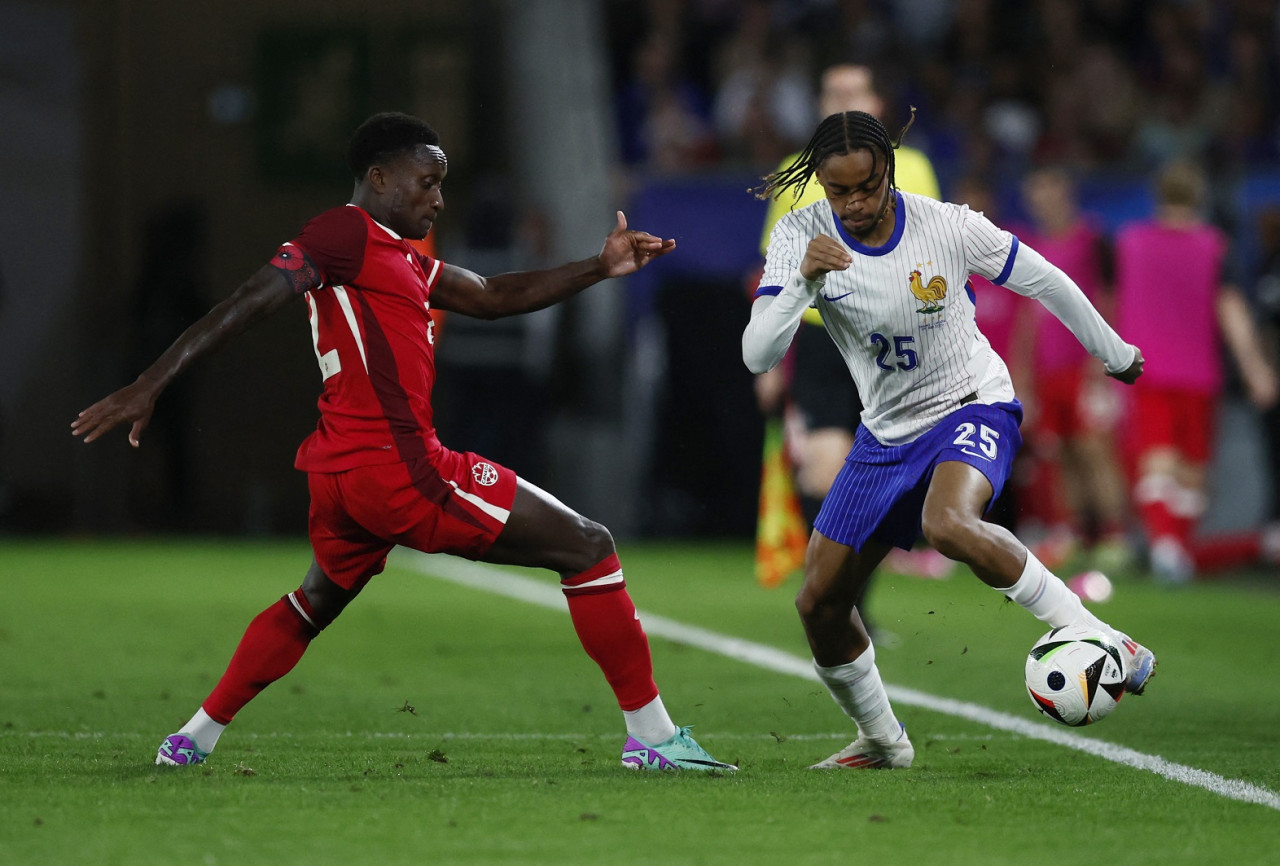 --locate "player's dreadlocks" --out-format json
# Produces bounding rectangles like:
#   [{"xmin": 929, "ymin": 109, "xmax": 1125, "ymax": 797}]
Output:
[{"xmin": 753, "ymin": 109, "xmax": 917, "ymax": 204}]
